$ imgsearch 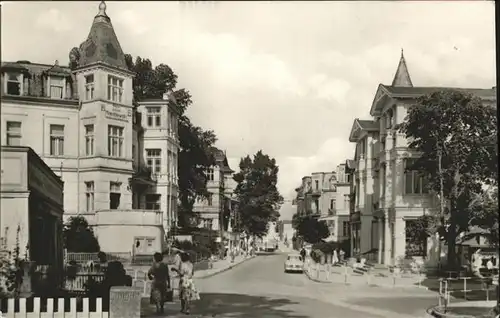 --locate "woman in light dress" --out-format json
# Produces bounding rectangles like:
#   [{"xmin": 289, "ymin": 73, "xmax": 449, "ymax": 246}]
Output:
[{"xmin": 177, "ymin": 252, "xmax": 200, "ymax": 314}]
